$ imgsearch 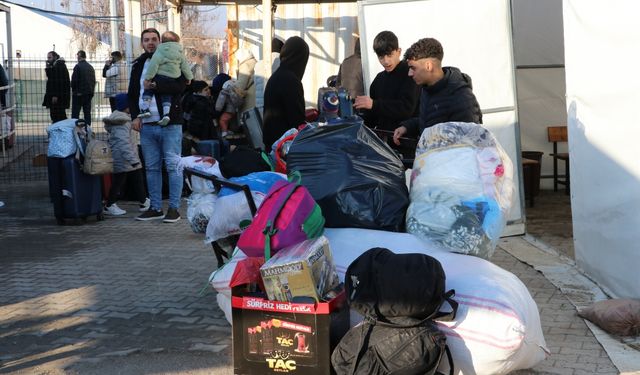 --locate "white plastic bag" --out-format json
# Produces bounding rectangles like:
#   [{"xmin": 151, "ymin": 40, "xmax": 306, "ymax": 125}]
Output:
[
  {"xmin": 186, "ymin": 193, "xmax": 217, "ymax": 233},
  {"xmin": 204, "ymin": 172, "xmax": 286, "ymax": 244},
  {"xmin": 204, "ymin": 191, "xmax": 265, "ymax": 243},
  {"xmin": 177, "ymin": 155, "xmax": 223, "ymax": 193}
]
